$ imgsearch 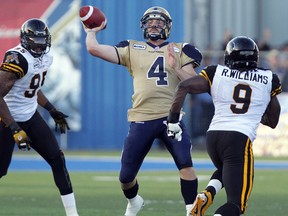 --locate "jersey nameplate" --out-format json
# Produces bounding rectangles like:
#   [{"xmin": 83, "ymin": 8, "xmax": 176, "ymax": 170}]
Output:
[{"xmin": 221, "ymin": 68, "xmax": 269, "ymax": 84}]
